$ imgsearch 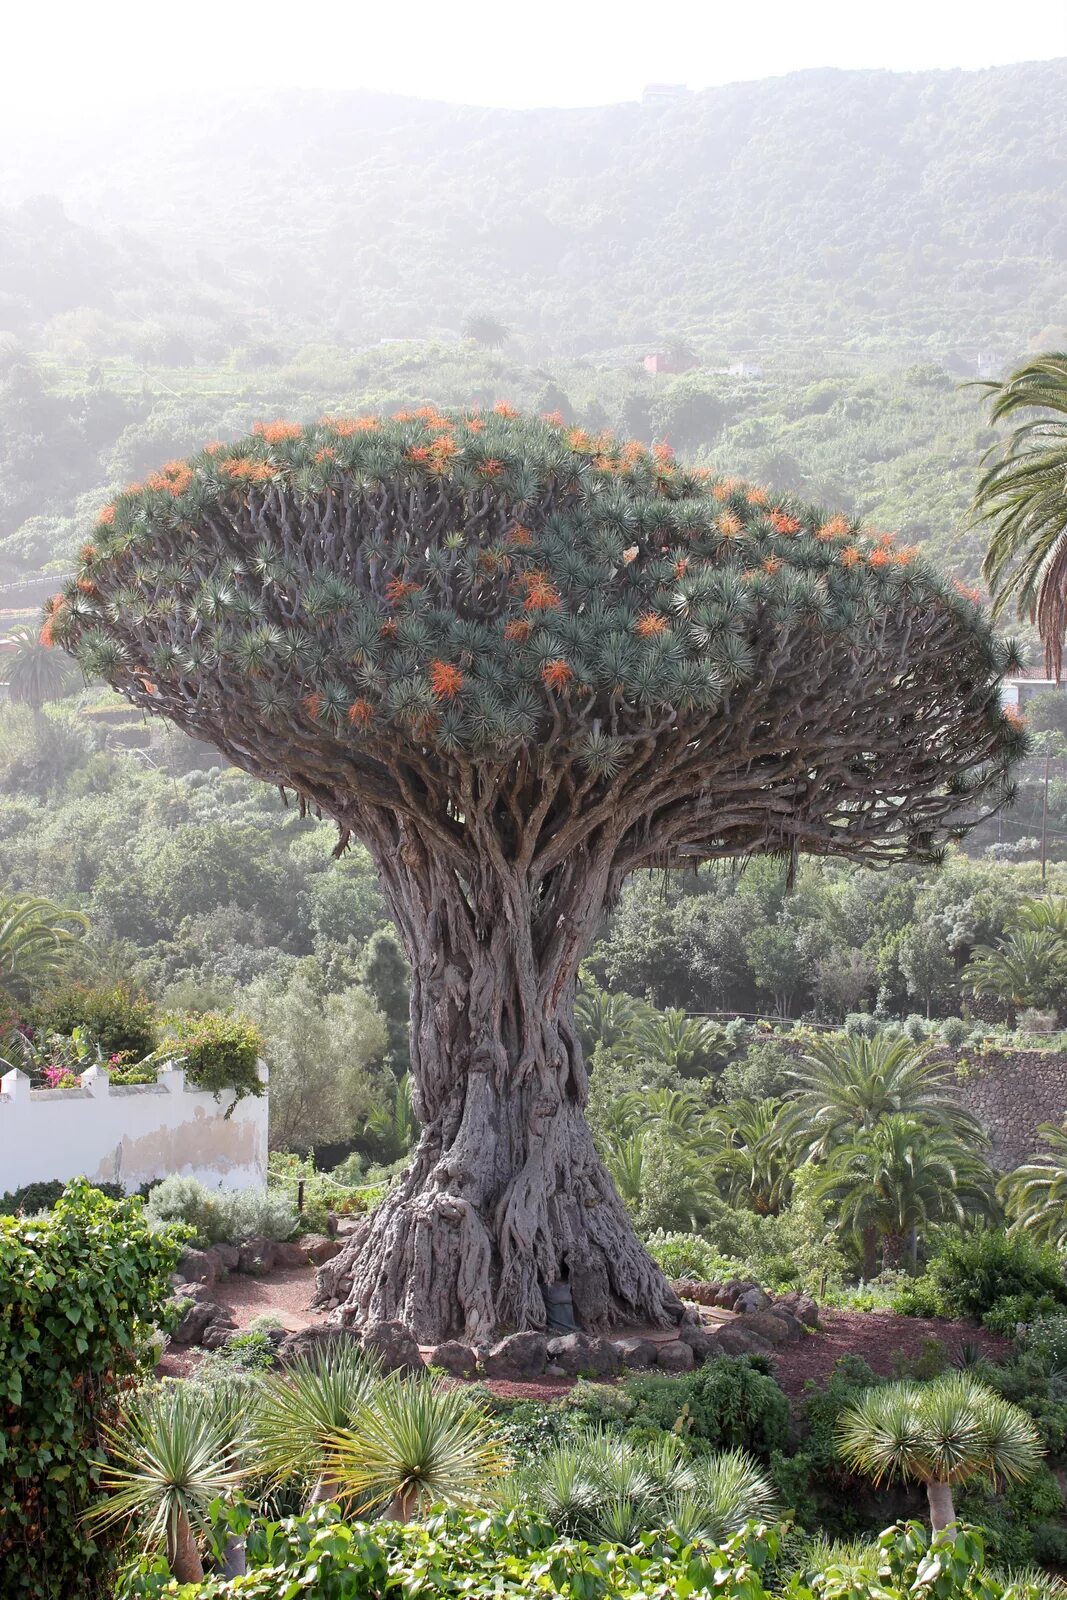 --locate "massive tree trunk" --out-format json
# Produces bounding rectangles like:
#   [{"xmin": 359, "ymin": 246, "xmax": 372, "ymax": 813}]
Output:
[{"xmin": 316, "ymin": 822, "xmax": 681, "ymax": 1344}]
